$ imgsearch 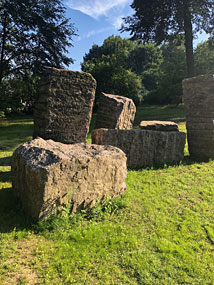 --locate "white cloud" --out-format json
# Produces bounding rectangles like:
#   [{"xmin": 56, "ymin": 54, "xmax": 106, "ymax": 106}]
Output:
[
  {"xmin": 112, "ymin": 16, "xmax": 124, "ymax": 29},
  {"xmin": 66, "ymin": 0, "xmax": 130, "ymax": 19},
  {"xmin": 77, "ymin": 27, "xmax": 113, "ymax": 41}
]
